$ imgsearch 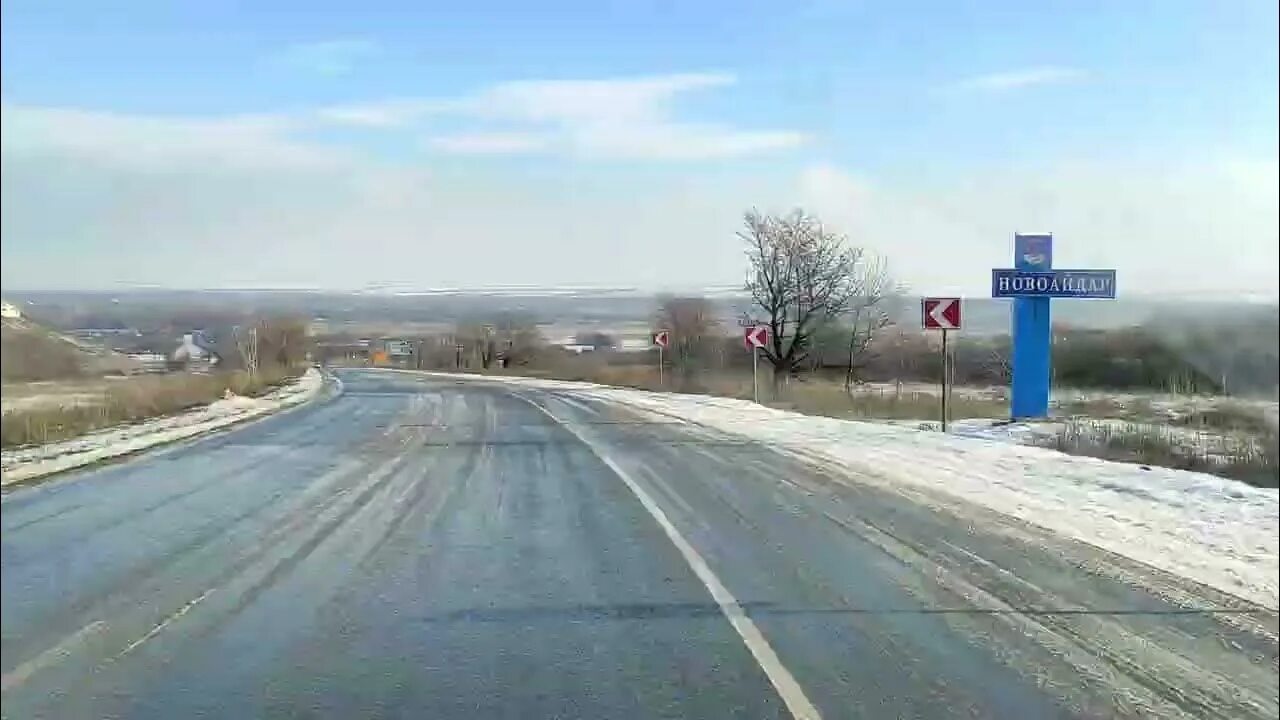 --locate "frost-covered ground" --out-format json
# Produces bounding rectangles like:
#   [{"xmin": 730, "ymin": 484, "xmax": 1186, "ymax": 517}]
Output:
[
  {"xmin": 893, "ymin": 417, "xmax": 1265, "ymax": 459},
  {"xmin": 851, "ymin": 380, "xmax": 1279, "ymax": 424},
  {"xmin": 859, "ymin": 383, "xmax": 1277, "ymax": 470},
  {"xmin": 476, "ymin": 373, "xmax": 1280, "ymax": 608},
  {"xmin": 1, "ymin": 368, "xmax": 327, "ymax": 486}
]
